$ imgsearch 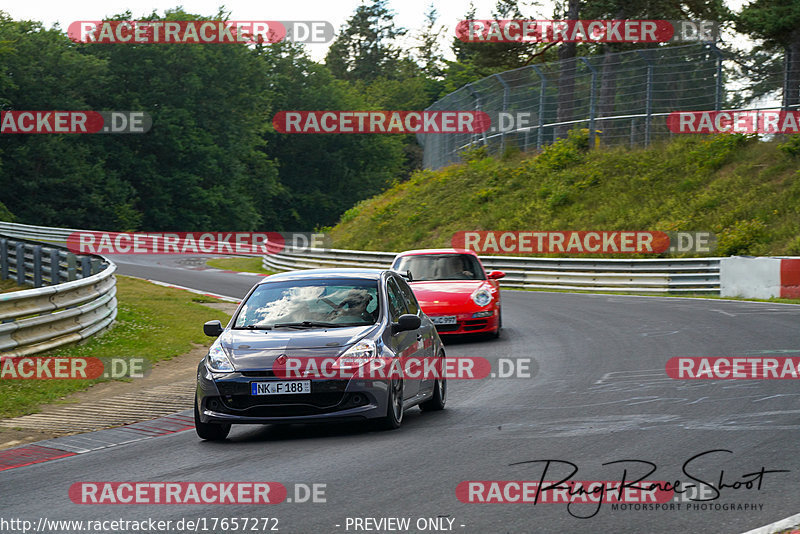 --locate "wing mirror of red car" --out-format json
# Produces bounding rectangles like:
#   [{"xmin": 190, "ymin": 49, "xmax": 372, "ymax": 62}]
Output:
[
  {"xmin": 487, "ymin": 270, "xmax": 506, "ymax": 280},
  {"xmin": 392, "ymin": 313, "xmax": 421, "ymax": 334}
]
